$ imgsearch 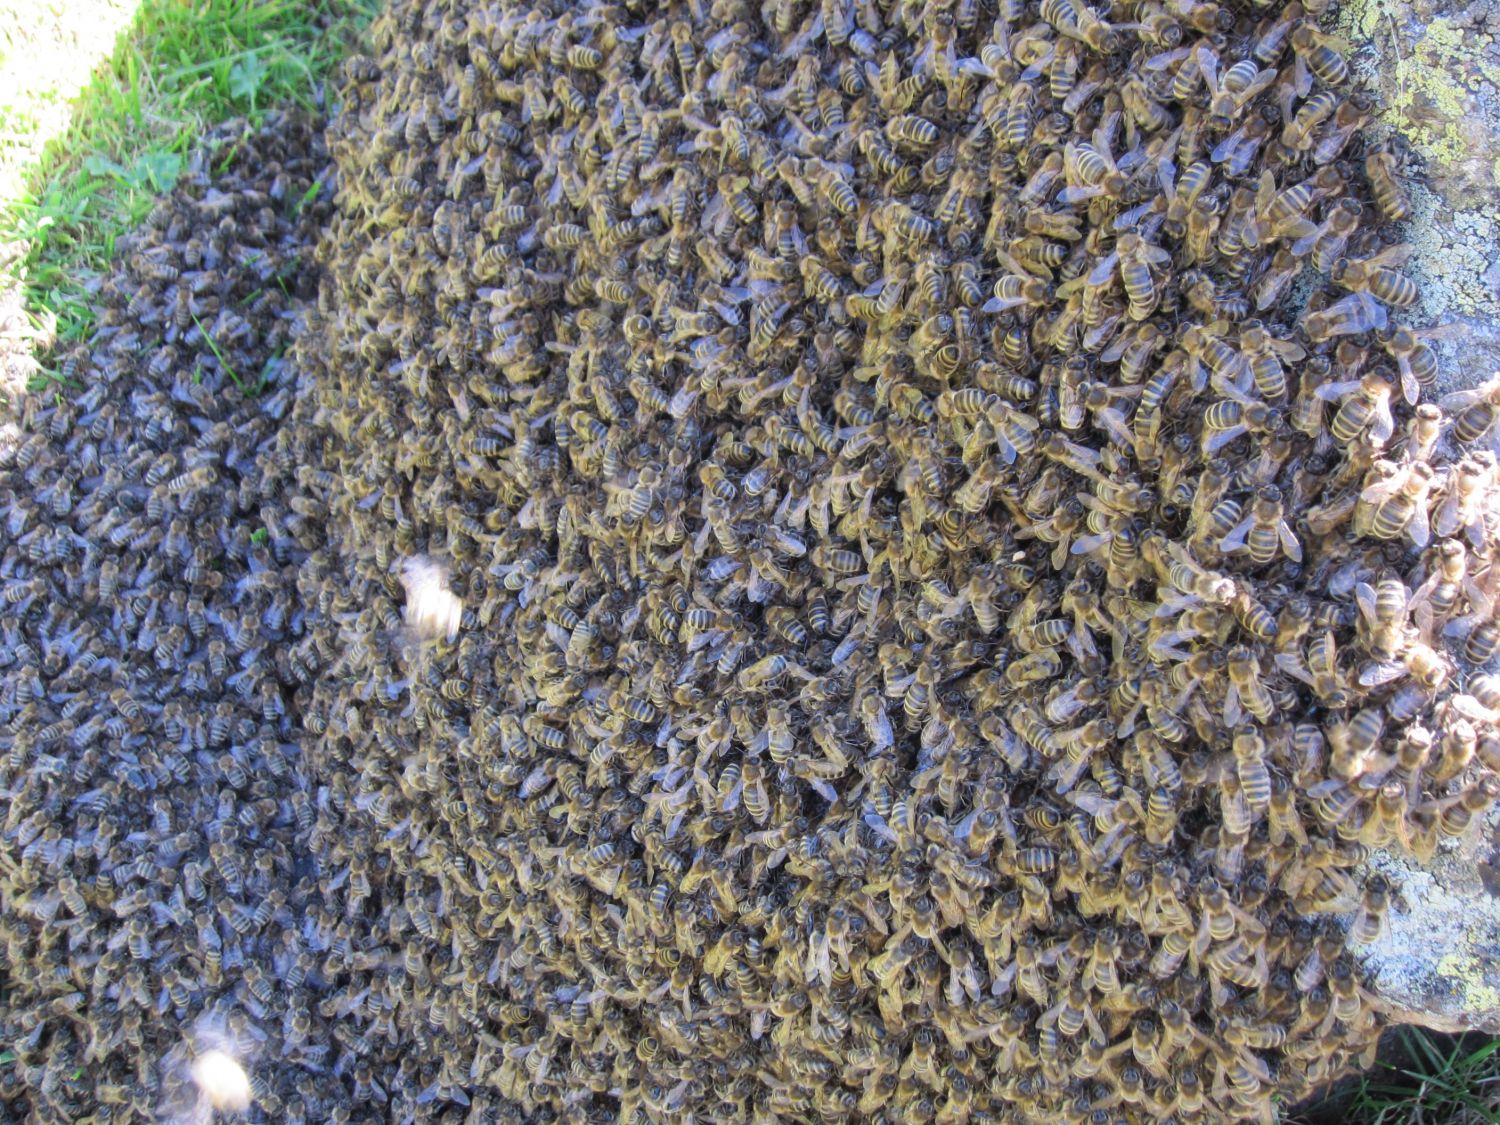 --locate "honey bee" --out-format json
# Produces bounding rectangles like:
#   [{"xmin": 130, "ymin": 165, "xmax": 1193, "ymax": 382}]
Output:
[
  {"xmin": 1199, "ymin": 48, "xmax": 1278, "ymax": 128},
  {"xmin": 985, "ymin": 273, "xmax": 1053, "ymax": 314},
  {"xmin": 1355, "ymin": 577, "xmax": 1411, "ymax": 663},
  {"xmin": 1303, "ymin": 290, "xmax": 1390, "ymax": 344},
  {"xmin": 1238, "ymin": 321, "xmax": 1304, "ymax": 401},
  {"xmin": 1220, "ymin": 487, "xmax": 1301, "ymax": 564},
  {"xmin": 1281, "ymin": 90, "xmax": 1339, "ymax": 152},
  {"xmin": 885, "ymin": 113, "xmax": 940, "ymax": 148},
  {"xmin": 1289, "ymin": 22, "xmax": 1350, "ymax": 86},
  {"xmin": 1433, "ymin": 456, "xmax": 1496, "ymax": 551},
  {"xmin": 1331, "ymin": 245, "xmax": 1420, "ymax": 308},
  {"xmin": 1354, "ymin": 460, "xmax": 1434, "ymax": 547},
  {"xmin": 1252, "ymin": 248, "xmax": 1301, "ymax": 312},
  {"xmin": 1378, "ymin": 325, "xmax": 1452, "ymax": 405},
  {"xmin": 1366, "ymin": 147, "xmax": 1412, "ymax": 221},
  {"xmin": 1441, "ymin": 374, "xmax": 1500, "ymax": 445},
  {"xmin": 1346, "ymin": 876, "xmax": 1393, "ymax": 944},
  {"xmin": 1319, "ymin": 372, "xmax": 1396, "ymax": 446}
]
